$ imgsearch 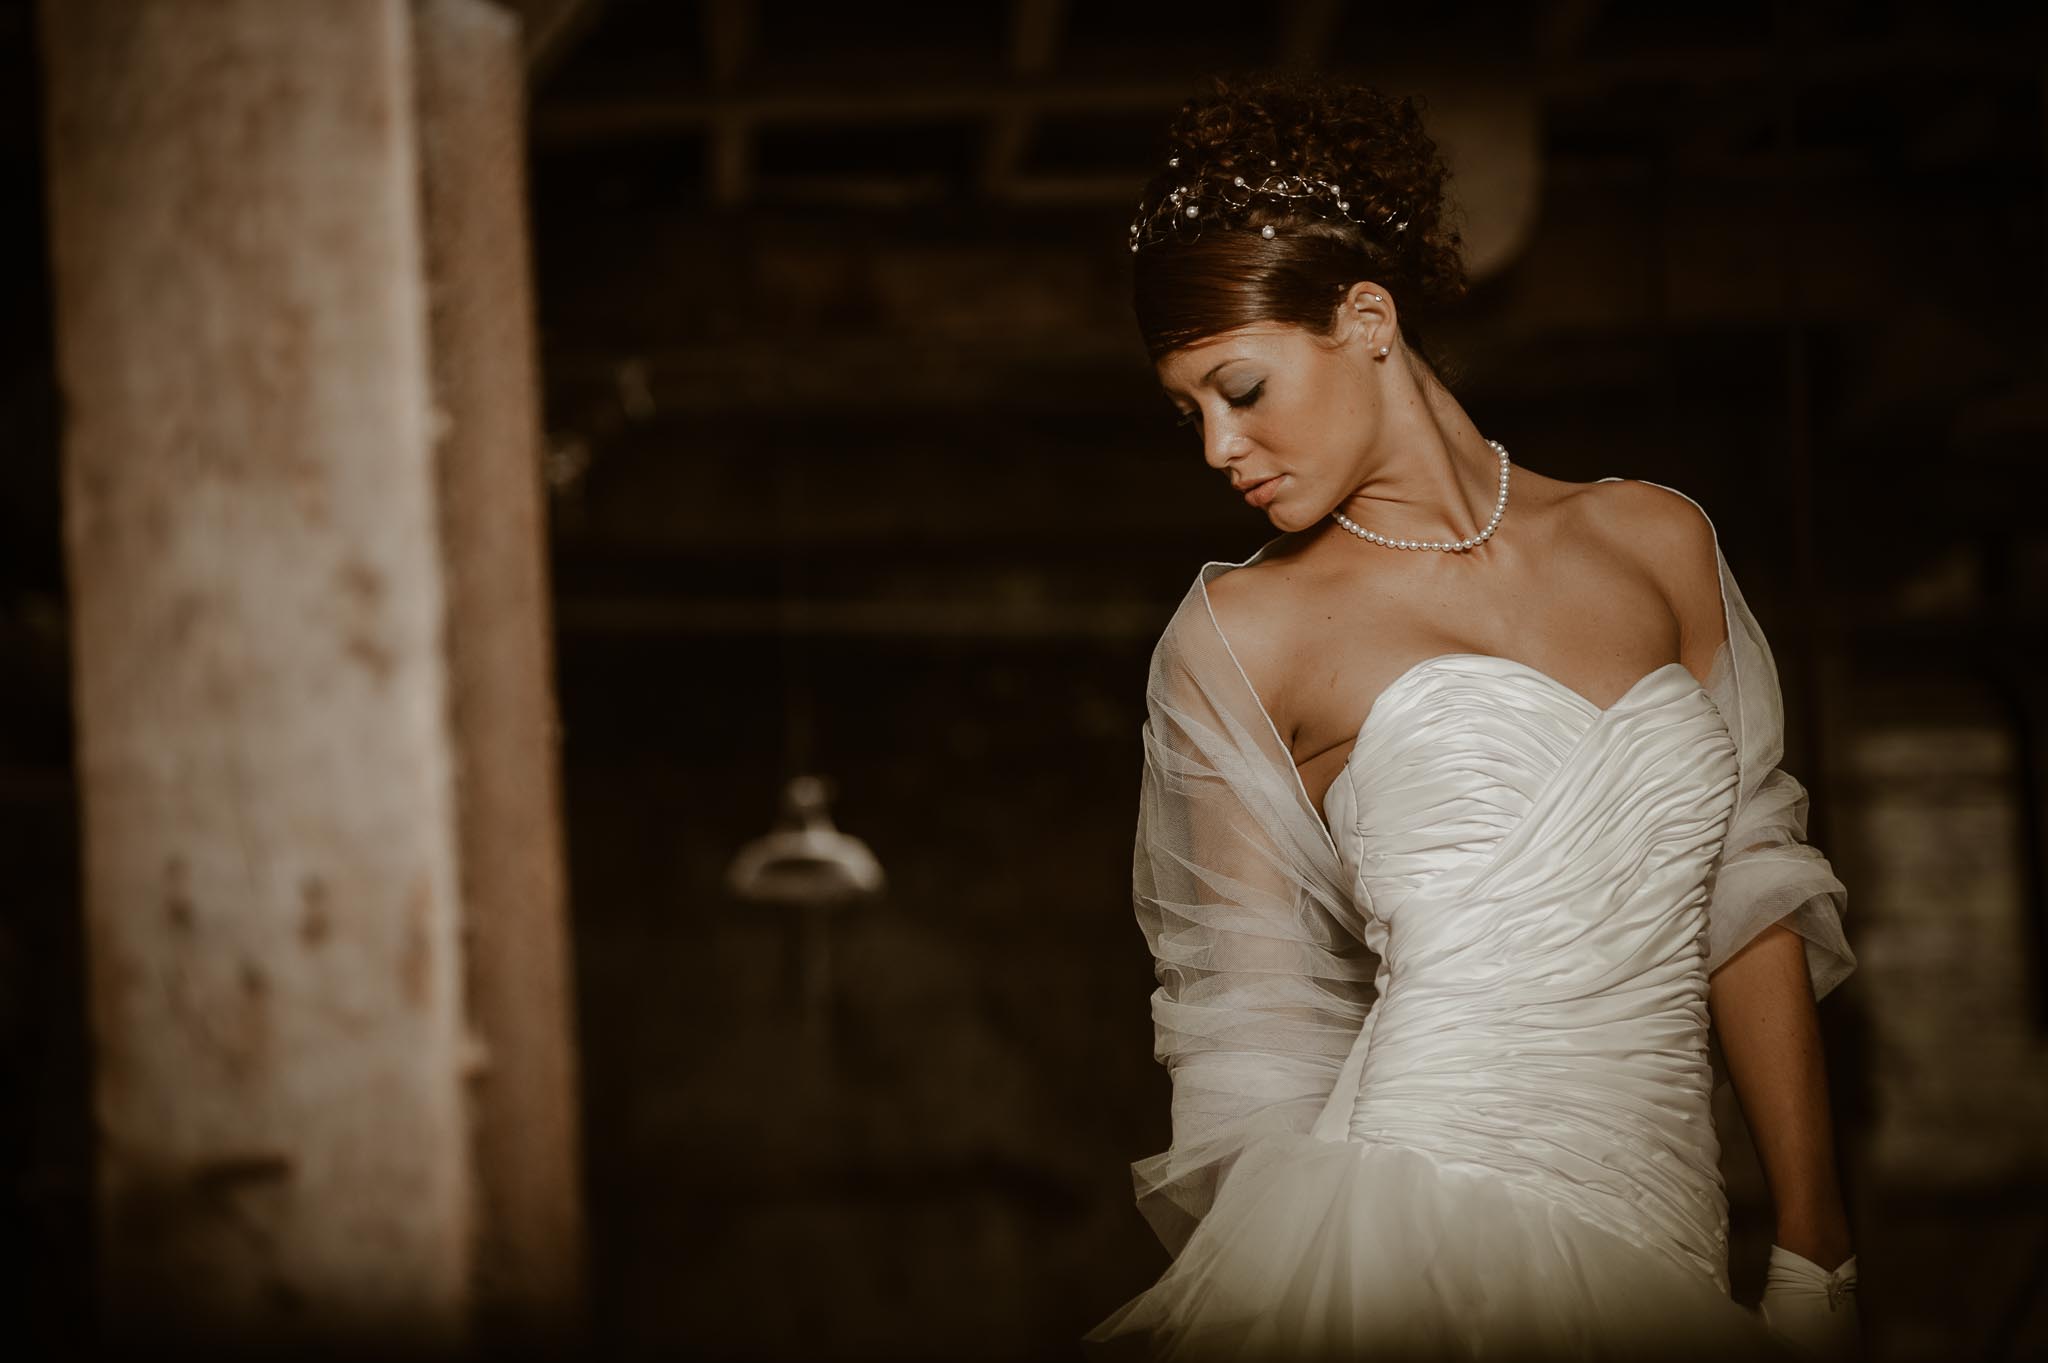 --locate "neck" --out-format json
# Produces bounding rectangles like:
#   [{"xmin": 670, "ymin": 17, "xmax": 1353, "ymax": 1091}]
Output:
[{"xmin": 1333, "ymin": 366, "xmax": 1499, "ymax": 546}]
